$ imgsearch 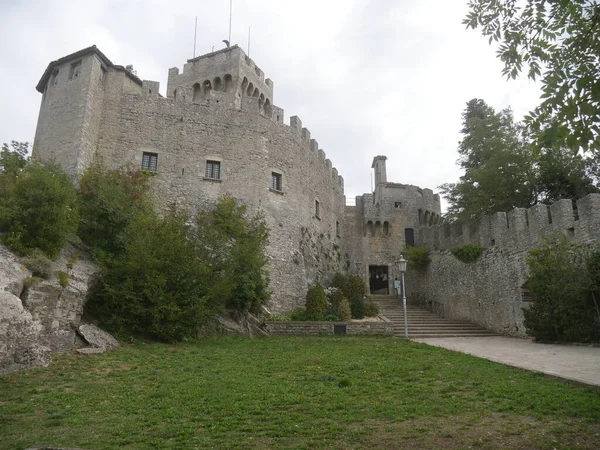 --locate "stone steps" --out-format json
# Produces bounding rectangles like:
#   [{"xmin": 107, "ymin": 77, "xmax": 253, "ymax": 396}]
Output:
[{"xmin": 373, "ymin": 296, "xmax": 497, "ymax": 339}]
